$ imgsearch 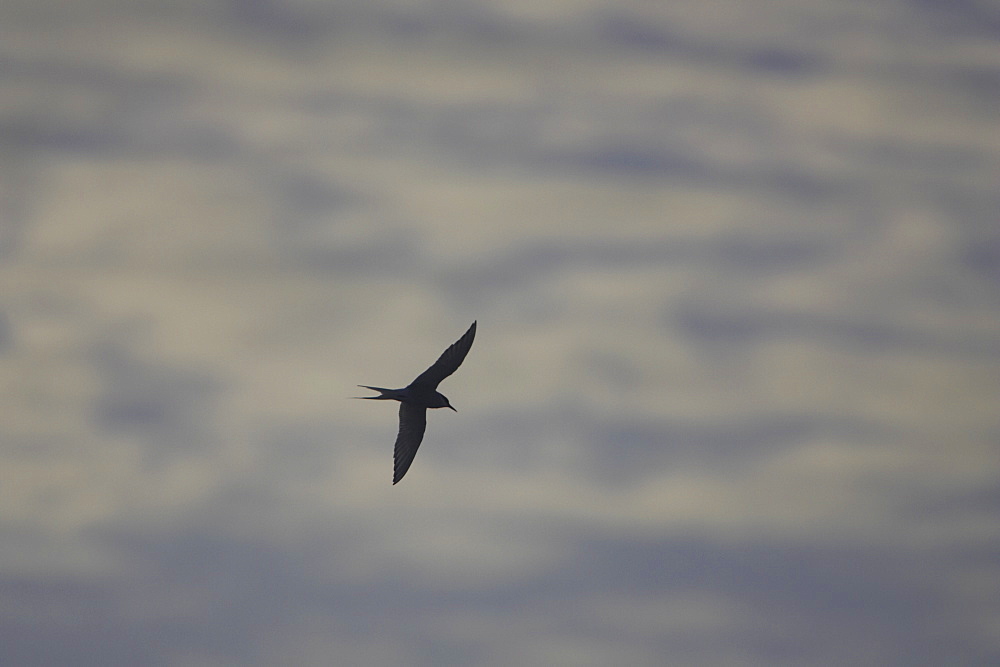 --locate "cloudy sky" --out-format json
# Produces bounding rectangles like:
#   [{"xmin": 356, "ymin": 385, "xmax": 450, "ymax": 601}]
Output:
[{"xmin": 2, "ymin": 0, "xmax": 999, "ymax": 665}]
